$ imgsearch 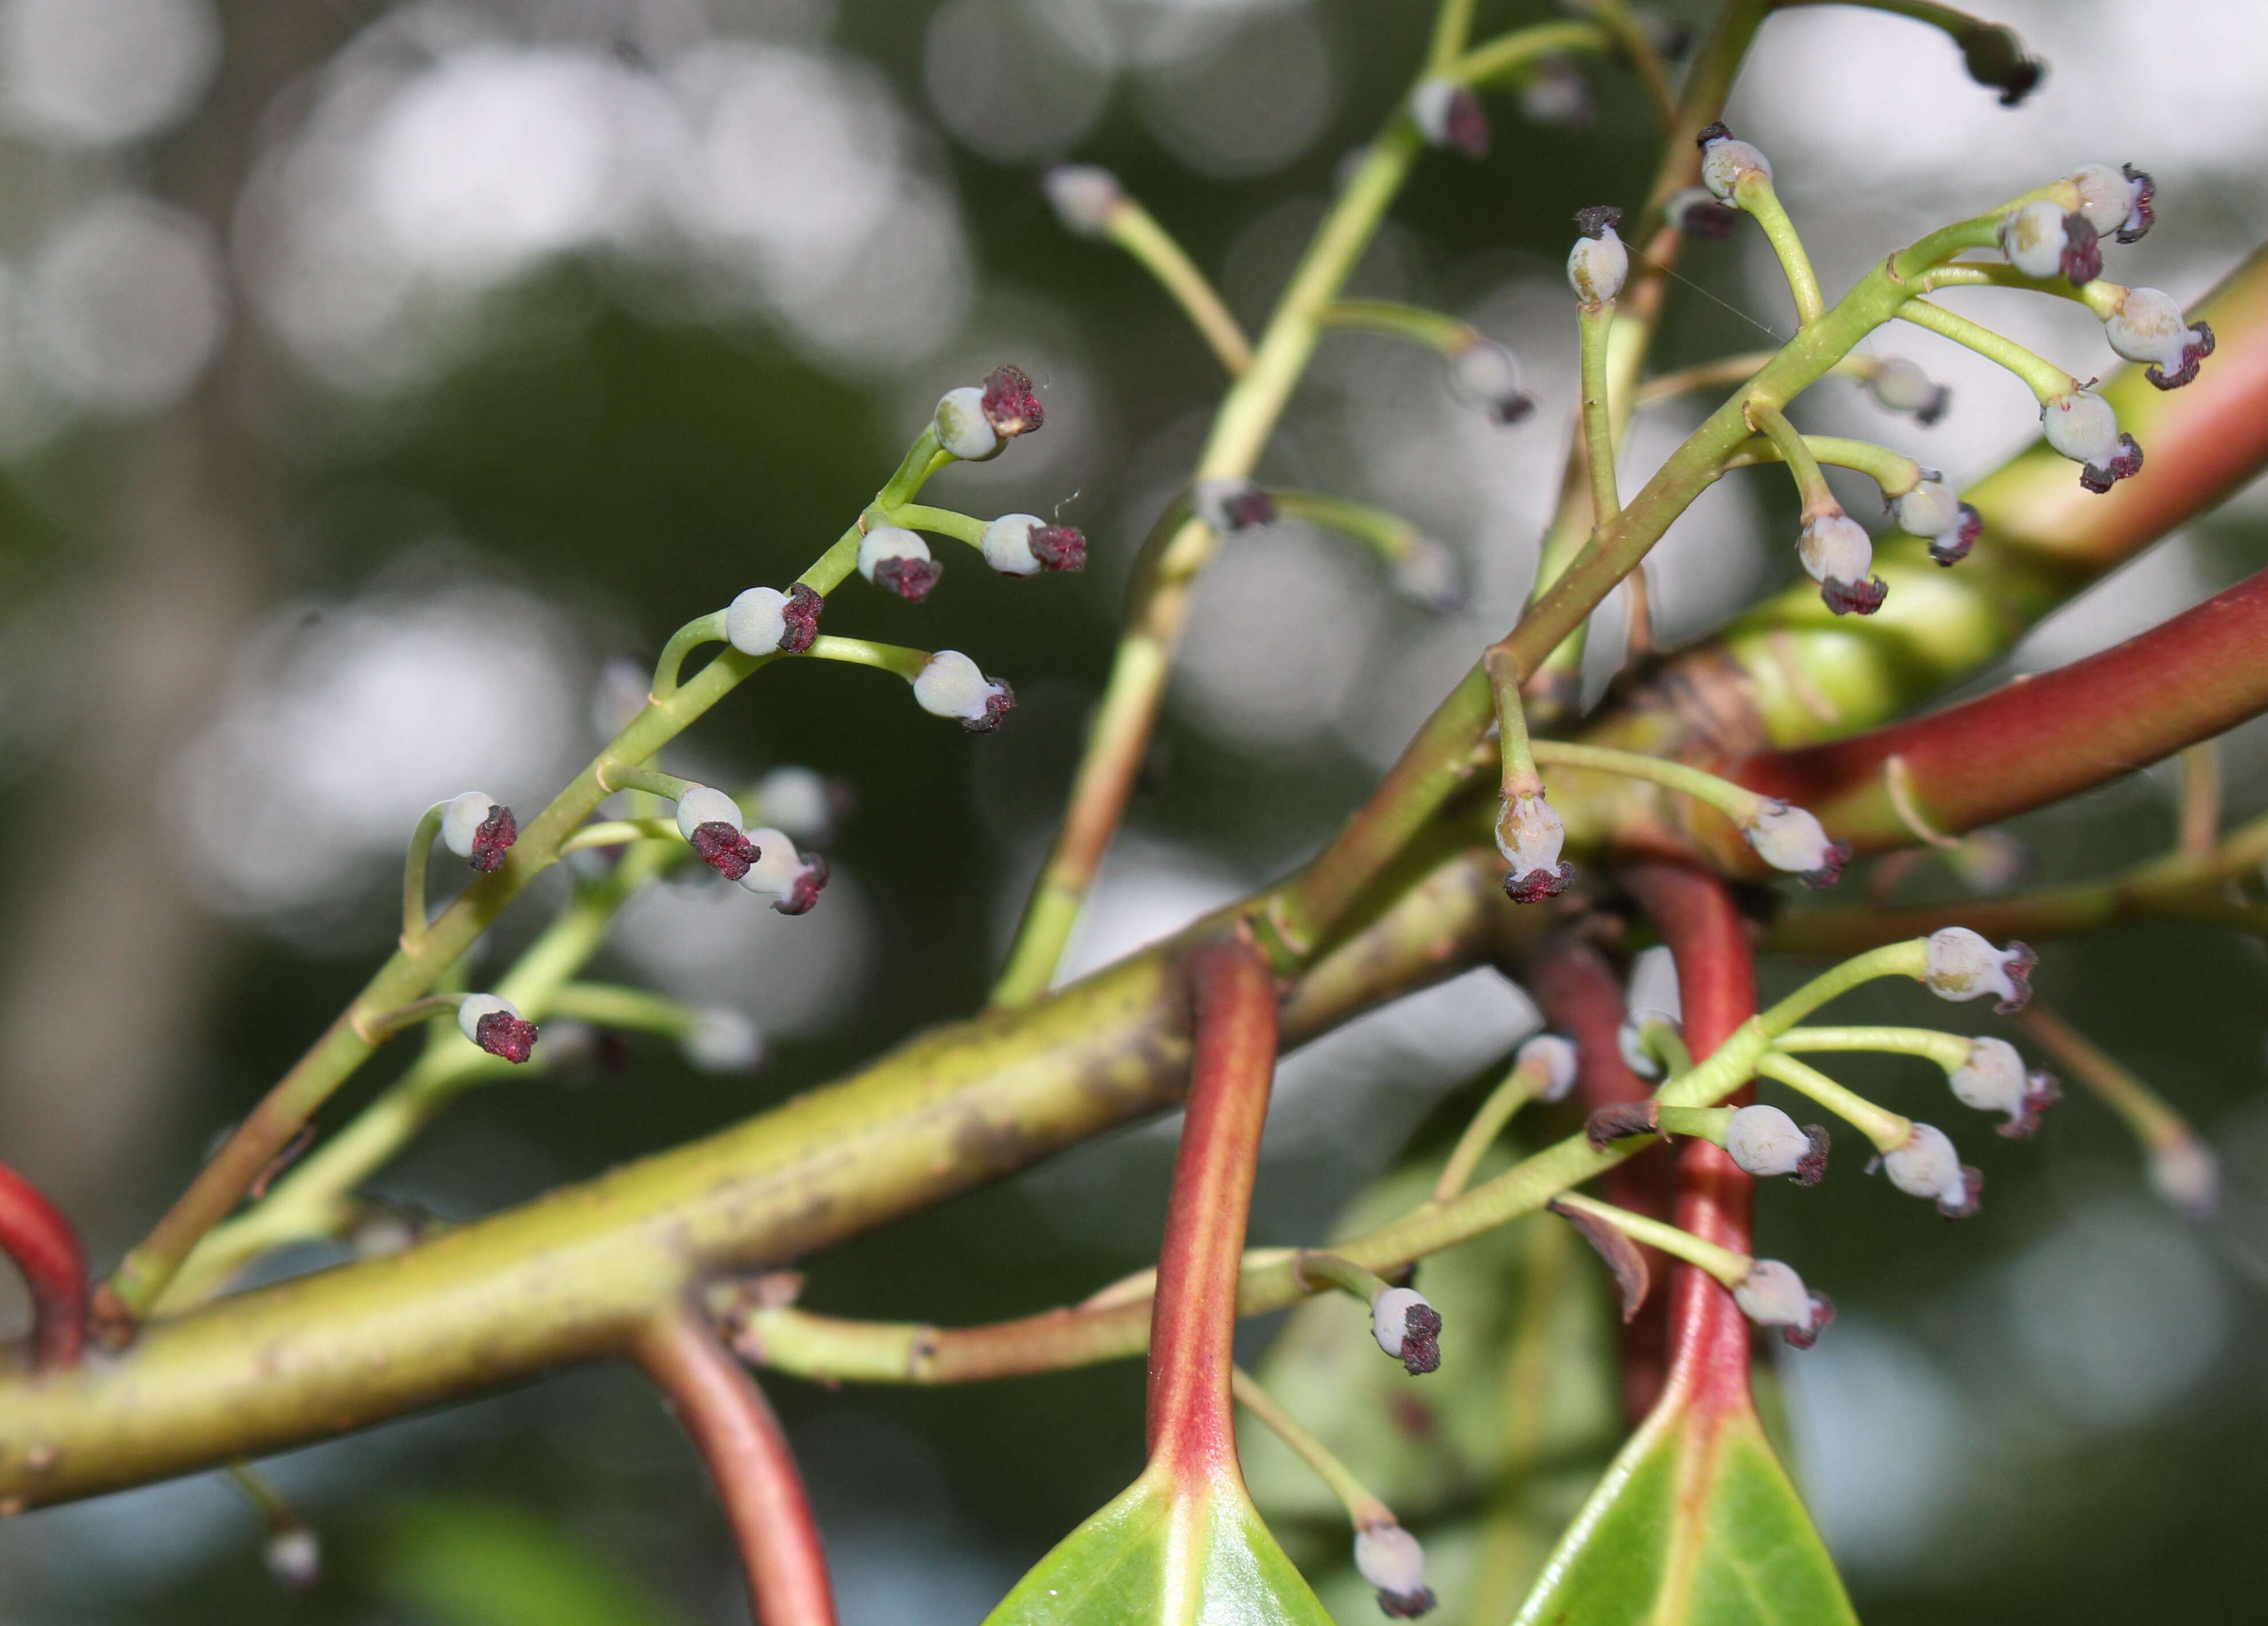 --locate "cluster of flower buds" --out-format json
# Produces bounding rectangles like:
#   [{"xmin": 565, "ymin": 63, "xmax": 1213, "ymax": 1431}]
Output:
[
  {"xmin": 1924, "ymin": 926, "xmax": 2036, "ymax": 1013},
  {"xmin": 1744, "ymin": 800, "xmax": 1850, "ymax": 888},
  {"xmin": 1894, "ymin": 473, "xmax": 1983, "ymax": 567},
  {"xmin": 980, "ymin": 514, "xmax": 1088, "ymax": 576},
  {"xmin": 1369, "ymin": 1282, "xmax": 1443, "ymax": 1377},
  {"xmin": 2000, "ymin": 199, "xmax": 2101, "ymax": 287},
  {"xmin": 1408, "ymin": 76, "xmax": 1488, "ymax": 158},
  {"xmin": 726, "ymin": 583, "xmax": 823, "ymax": 655},
  {"xmin": 1518, "ymin": 1032, "xmax": 1581, "ymax": 1104},
  {"xmin": 1194, "ymin": 477, "xmax": 1276, "ymax": 534},
  {"xmin": 2041, "ymin": 387, "xmax": 2144, "ymax": 494},
  {"xmin": 683, "ymin": 1006, "xmax": 765, "ymax": 1073},
  {"xmin": 1864, "ymin": 356, "xmax": 1952, "ymax": 426},
  {"xmin": 675, "ymin": 785, "xmax": 764, "ymax": 881},
  {"xmin": 914, "ymin": 649, "xmax": 1014, "ymax": 732},
  {"xmin": 1565, "ymin": 205, "xmax": 1627, "ymax": 305},
  {"xmin": 1446, "ymin": 336, "xmax": 1534, "ymax": 424},
  {"xmin": 934, "ymin": 365, "xmax": 1045, "ymax": 463},
  {"xmin": 1354, "ymin": 1523, "xmax": 1436, "ymax": 1619},
  {"xmin": 739, "ymin": 826, "xmax": 829, "ymax": 915},
  {"xmin": 858, "ymin": 525, "xmax": 942, "ymax": 602},
  {"xmin": 457, "ymin": 993, "xmax": 538, "ymax": 1064},
  {"xmin": 1733, "ymin": 1258, "xmax": 1835, "ymax": 1347},
  {"xmin": 440, "ymin": 791, "xmax": 516, "ymax": 873},
  {"xmin": 2070, "ymin": 161, "xmax": 2153, "ymax": 245},
  {"xmin": 1664, "ymin": 185, "xmax": 1740, "ymax": 240},
  {"xmin": 1695, "ymin": 122, "xmax": 1770, "ymax": 202},
  {"xmin": 1725, "ymin": 1102, "xmax": 1832, "ymax": 1185},
  {"xmin": 1495, "ymin": 791, "xmax": 1572, "ymax": 904},
  {"xmin": 1040, "ymin": 164, "xmax": 1125, "ymax": 238},
  {"xmin": 1878, "ymin": 1120, "xmax": 1982, "ymax": 1217},
  {"xmin": 1959, "ymin": 21, "xmax": 2045, "ymax": 107},
  {"xmin": 1949, "ymin": 1036, "xmax": 2062, "ymax": 1139},
  {"xmin": 2101, "ymin": 285, "xmax": 2214, "ymax": 390},
  {"xmin": 1796, "ymin": 512, "xmax": 1887, "ymax": 616}
]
